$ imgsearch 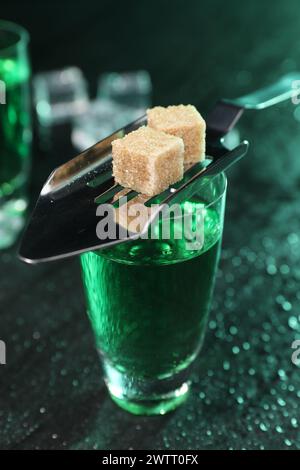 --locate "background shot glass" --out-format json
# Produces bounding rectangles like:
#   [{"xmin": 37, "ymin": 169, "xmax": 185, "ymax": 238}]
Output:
[
  {"xmin": 0, "ymin": 20, "xmax": 31, "ymax": 249},
  {"xmin": 80, "ymin": 173, "xmax": 227, "ymax": 415}
]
